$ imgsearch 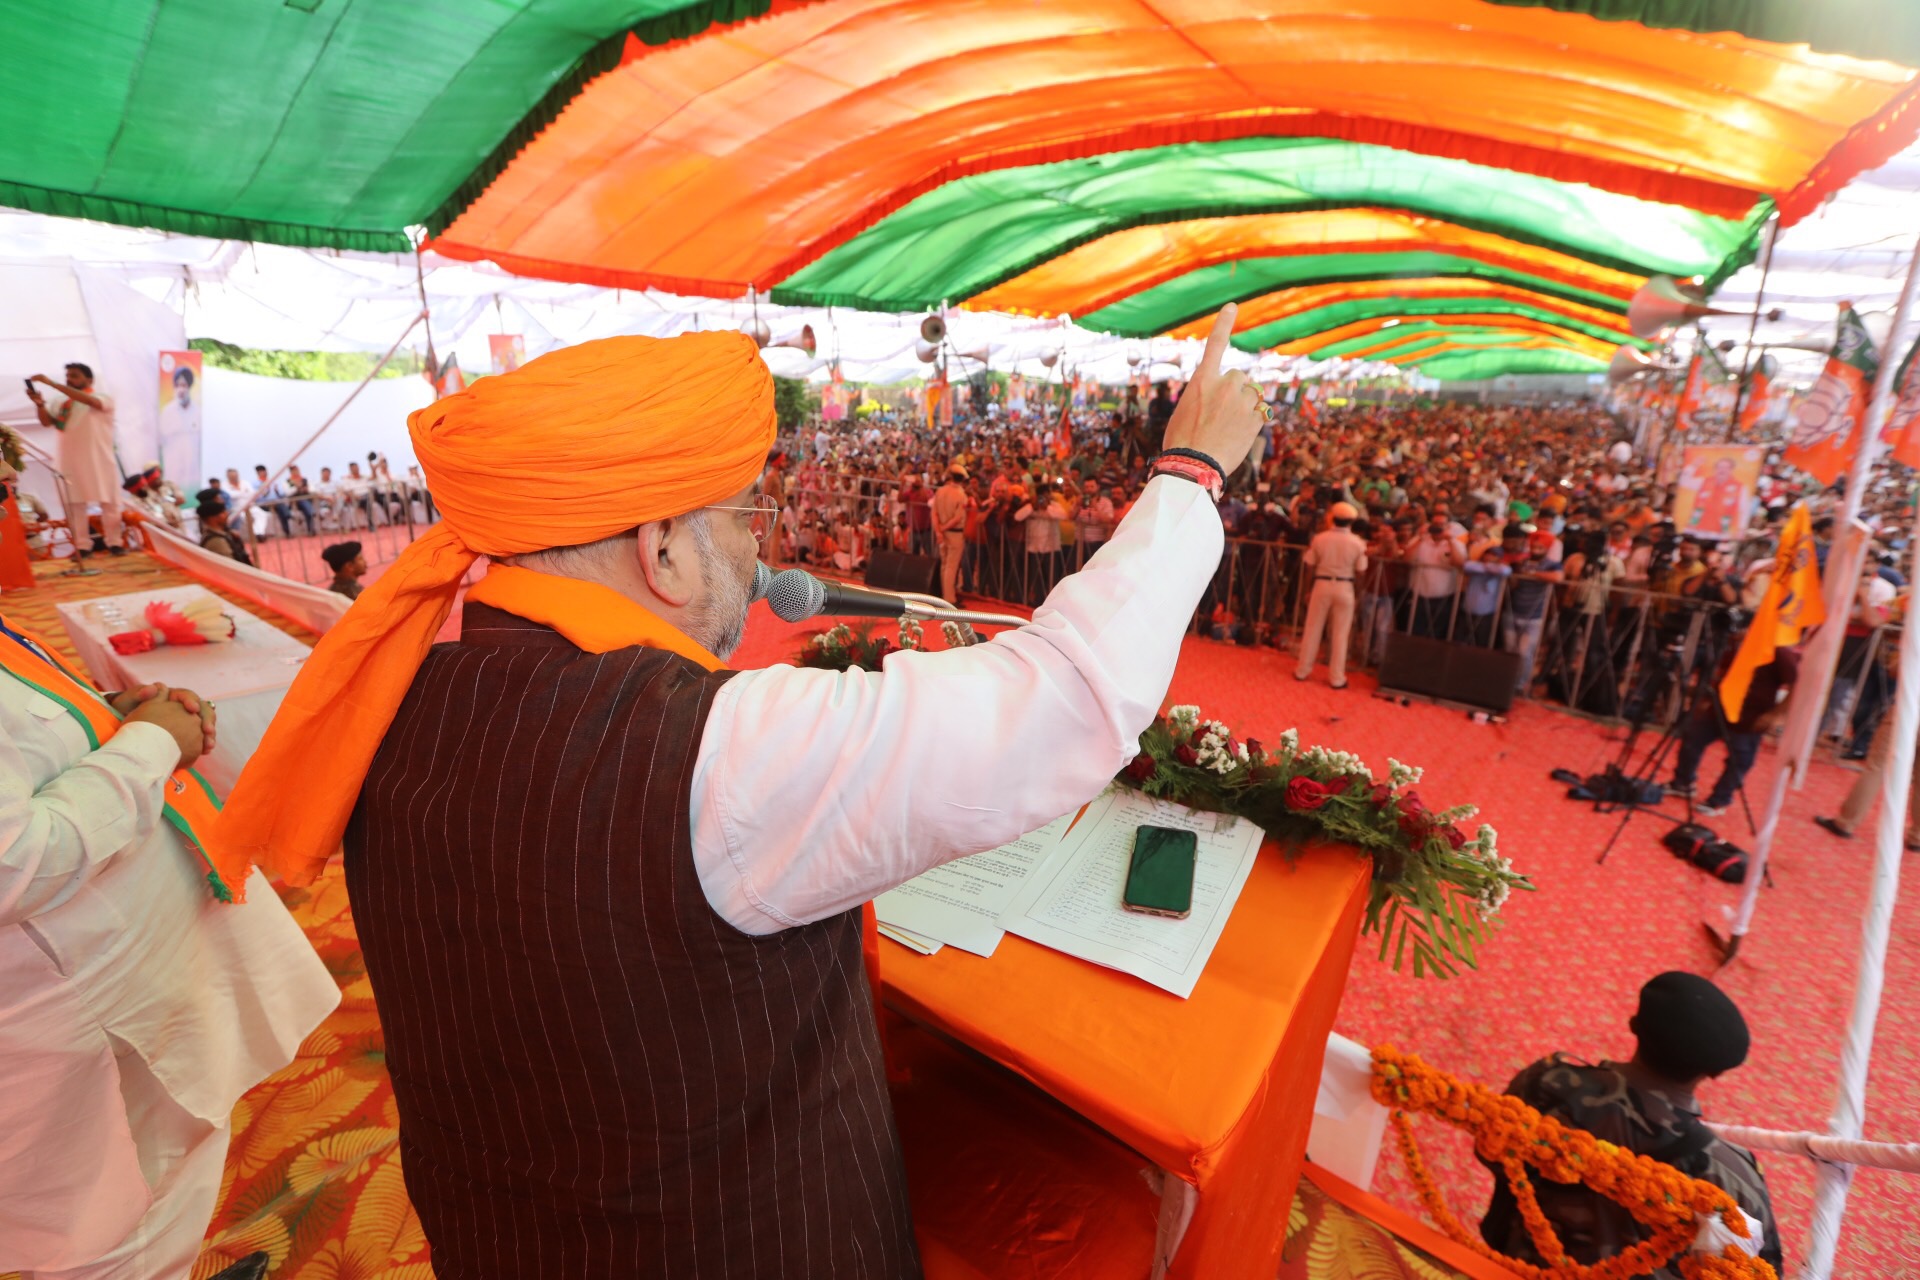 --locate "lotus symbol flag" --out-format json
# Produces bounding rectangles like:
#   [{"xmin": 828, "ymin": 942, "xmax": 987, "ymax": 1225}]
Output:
[{"xmin": 1784, "ymin": 305, "xmax": 1879, "ymax": 485}]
